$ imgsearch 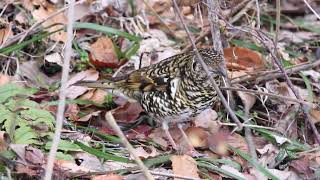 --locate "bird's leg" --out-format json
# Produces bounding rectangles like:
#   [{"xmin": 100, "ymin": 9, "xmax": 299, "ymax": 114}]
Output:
[
  {"xmin": 177, "ymin": 123, "xmax": 194, "ymax": 152},
  {"xmin": 162, "ymin": 120, "xmax": 177, "ymax": 149}
]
